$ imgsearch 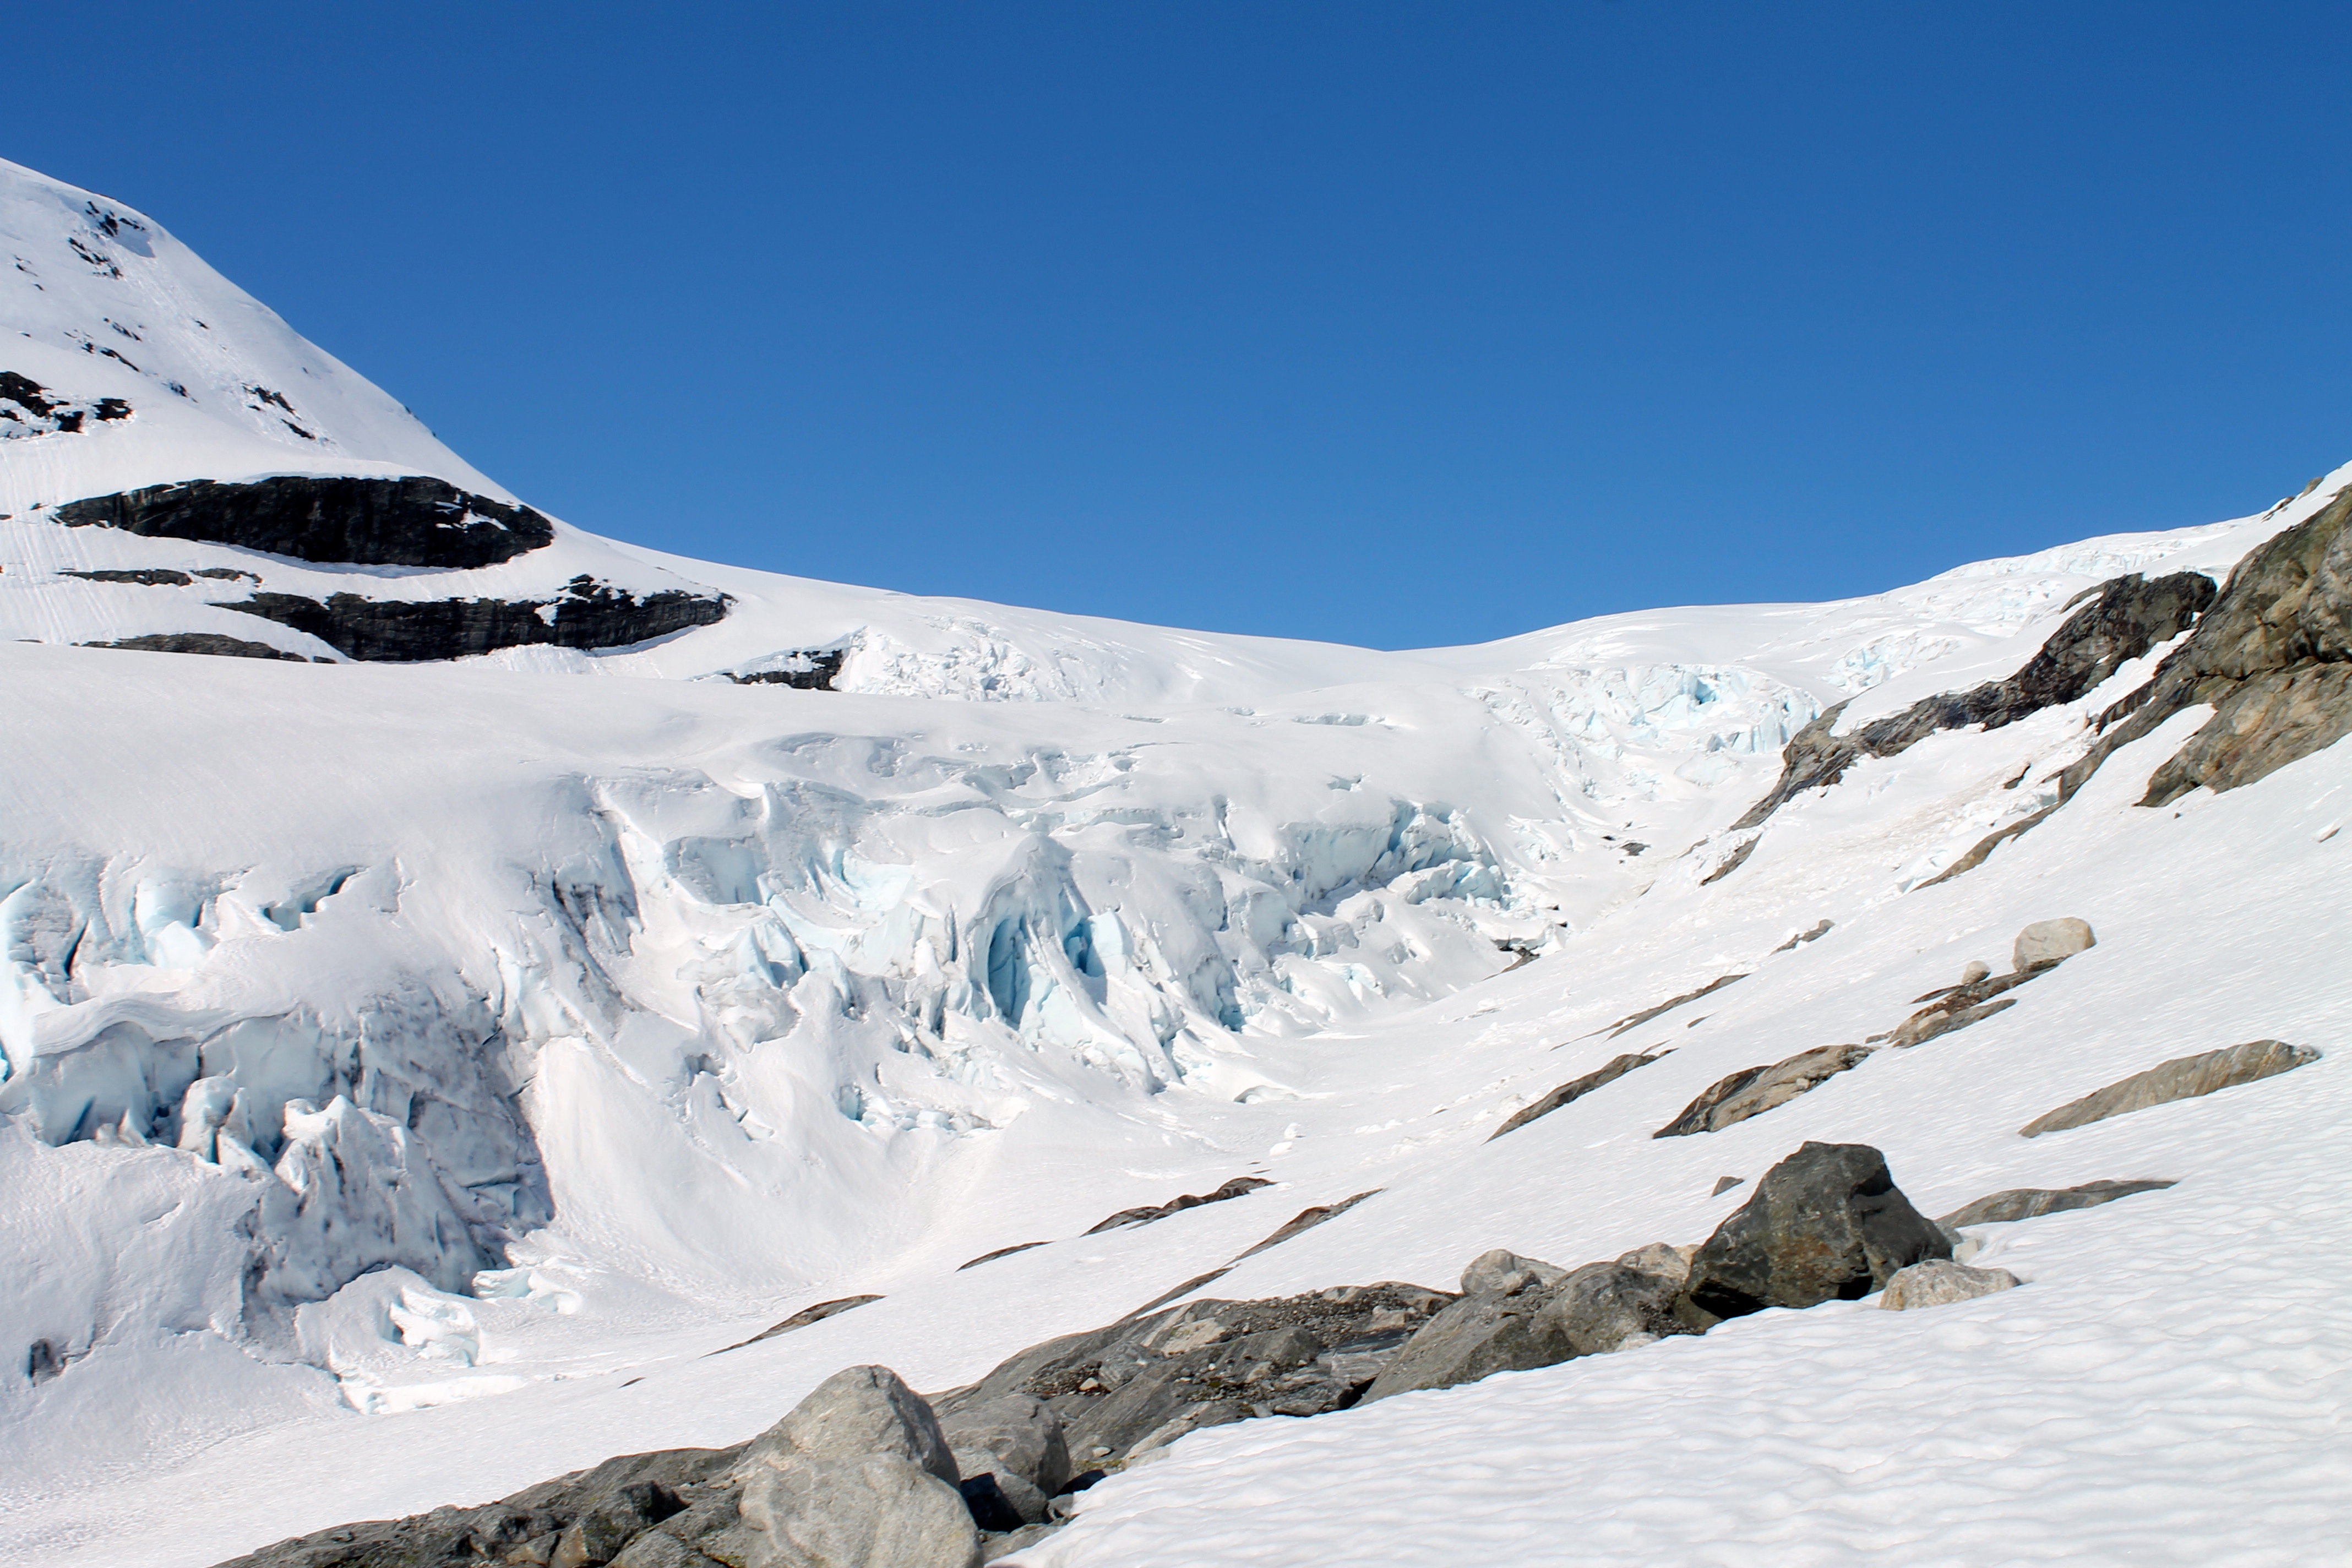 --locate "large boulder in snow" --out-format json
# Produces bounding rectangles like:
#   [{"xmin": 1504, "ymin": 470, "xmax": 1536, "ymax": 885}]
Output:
[
  {"xmin": 2013, "ymin": 918, "xmax": 2096, "ymax": 971},
  {"xmin": 2020, "ymin": 1040, "xmax": 2319, "ymax": 1136},
  {"xmin": 1880, "ymin": 1259, "xmax": 2021, "ymax": 1310},
  {"xmin": 739, "ymin": 1455, "xmax": 979, "ymax": 1568},
  {"xmin": 1685, "ymin": 1142, "xmax": 1948, "ymax": 1319},
  {"xmin": 734, "ymin": 1367, "xmax": 977, "ymax": 1568},
  {"xmin": 738, "ymin": 1365, "xmax": 960, "ymax": 1484}
]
